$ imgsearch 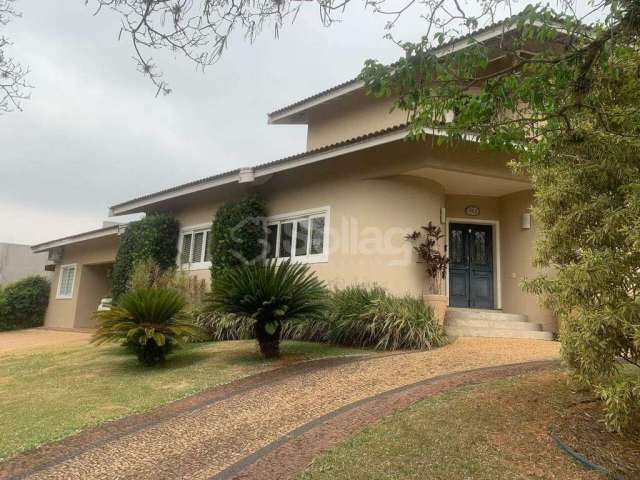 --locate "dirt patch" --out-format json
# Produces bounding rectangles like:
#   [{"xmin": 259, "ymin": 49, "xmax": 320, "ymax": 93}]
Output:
[{"xmin": 552, "ymin": 386, "xmax": 640, "ymax": 478}]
